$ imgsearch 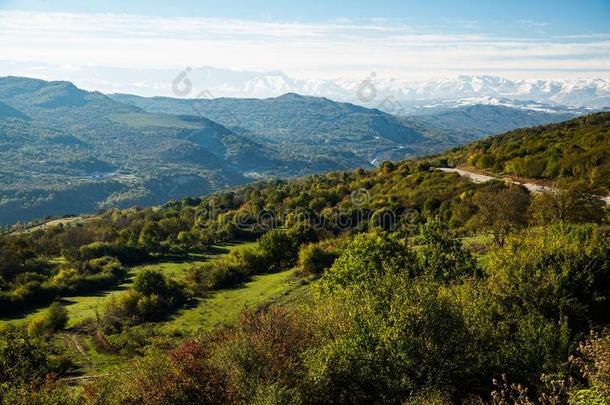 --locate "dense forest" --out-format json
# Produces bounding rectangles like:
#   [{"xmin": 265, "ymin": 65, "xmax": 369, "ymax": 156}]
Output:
[{"xmin": 0, "ymin": 113, "xmax": 609, "ymax": 404}]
